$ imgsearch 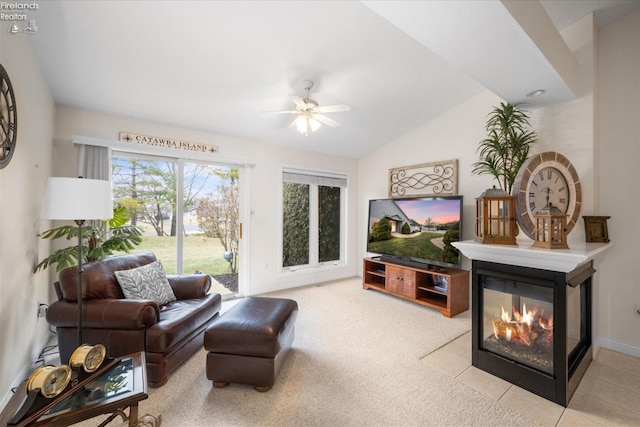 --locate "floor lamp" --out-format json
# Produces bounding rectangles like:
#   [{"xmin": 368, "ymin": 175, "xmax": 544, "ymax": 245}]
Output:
[{"xmin": 42, "ymin": 177, "xmax": 113, "ymax": 347}]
